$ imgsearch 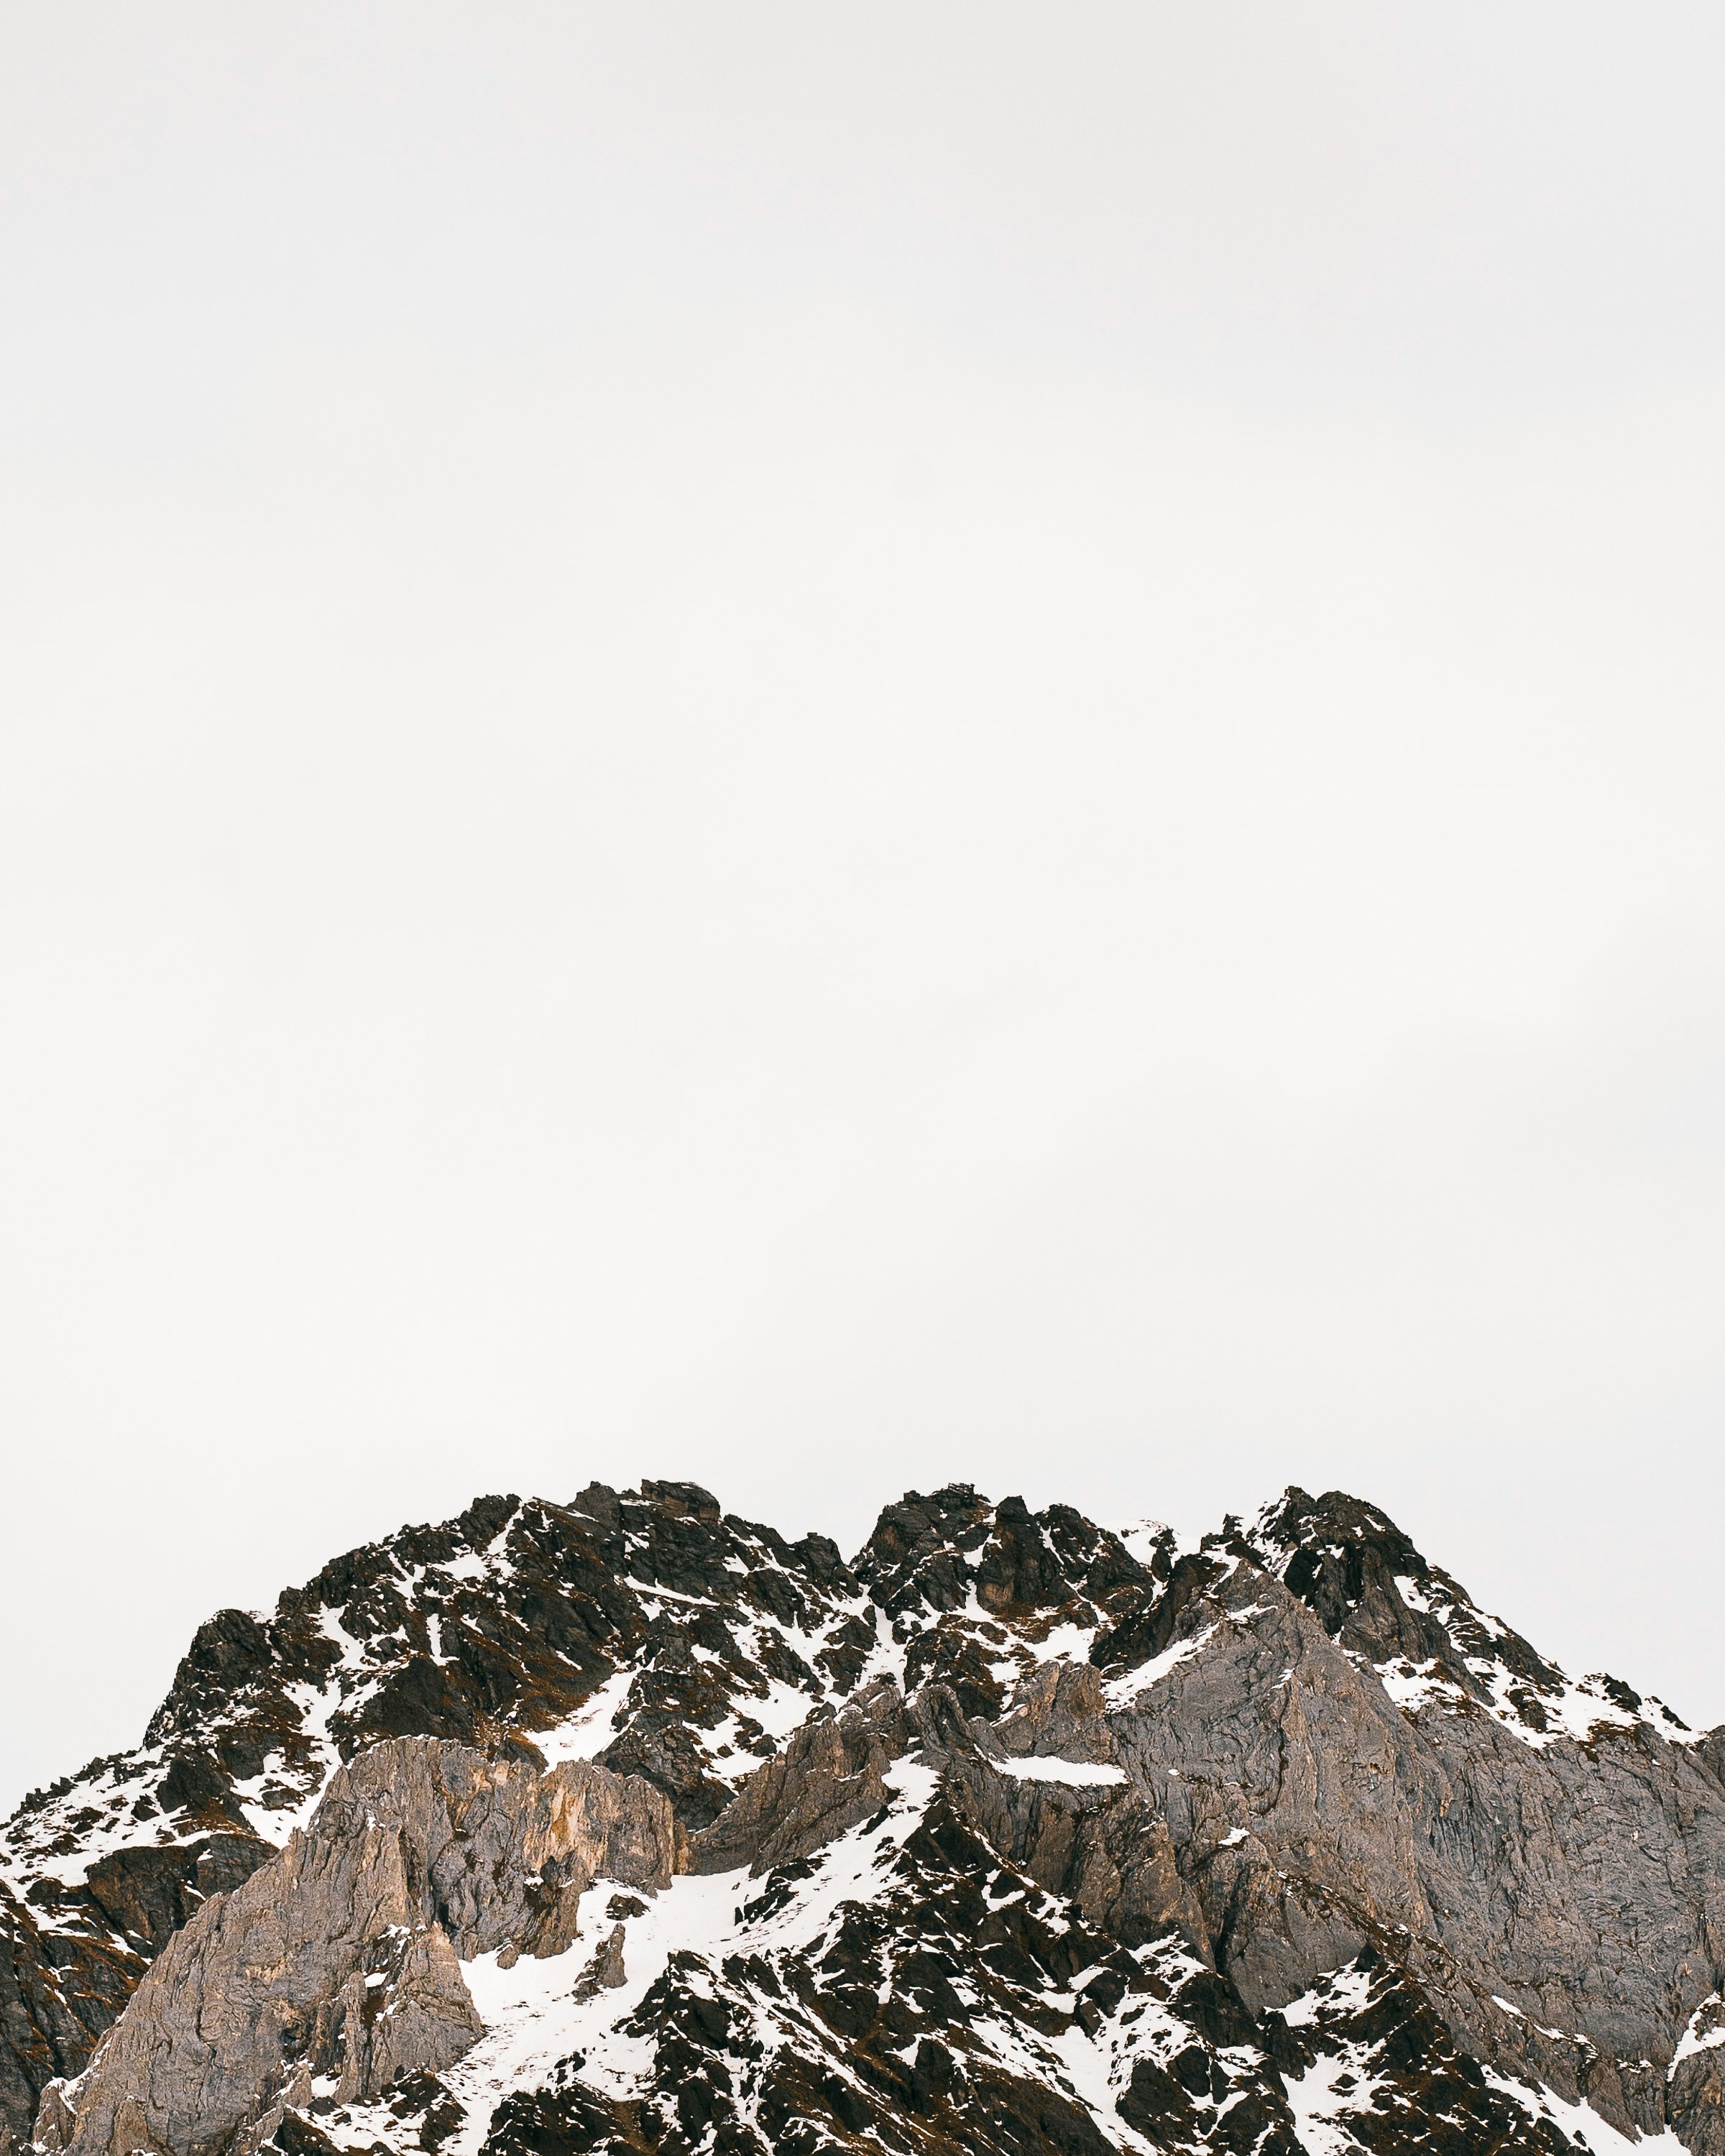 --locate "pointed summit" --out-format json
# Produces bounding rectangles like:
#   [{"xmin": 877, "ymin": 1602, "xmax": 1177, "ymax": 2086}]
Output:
[{"xmin": 1232, "ymin": 1485, "xmax": 1696, "ymax": 1751}]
